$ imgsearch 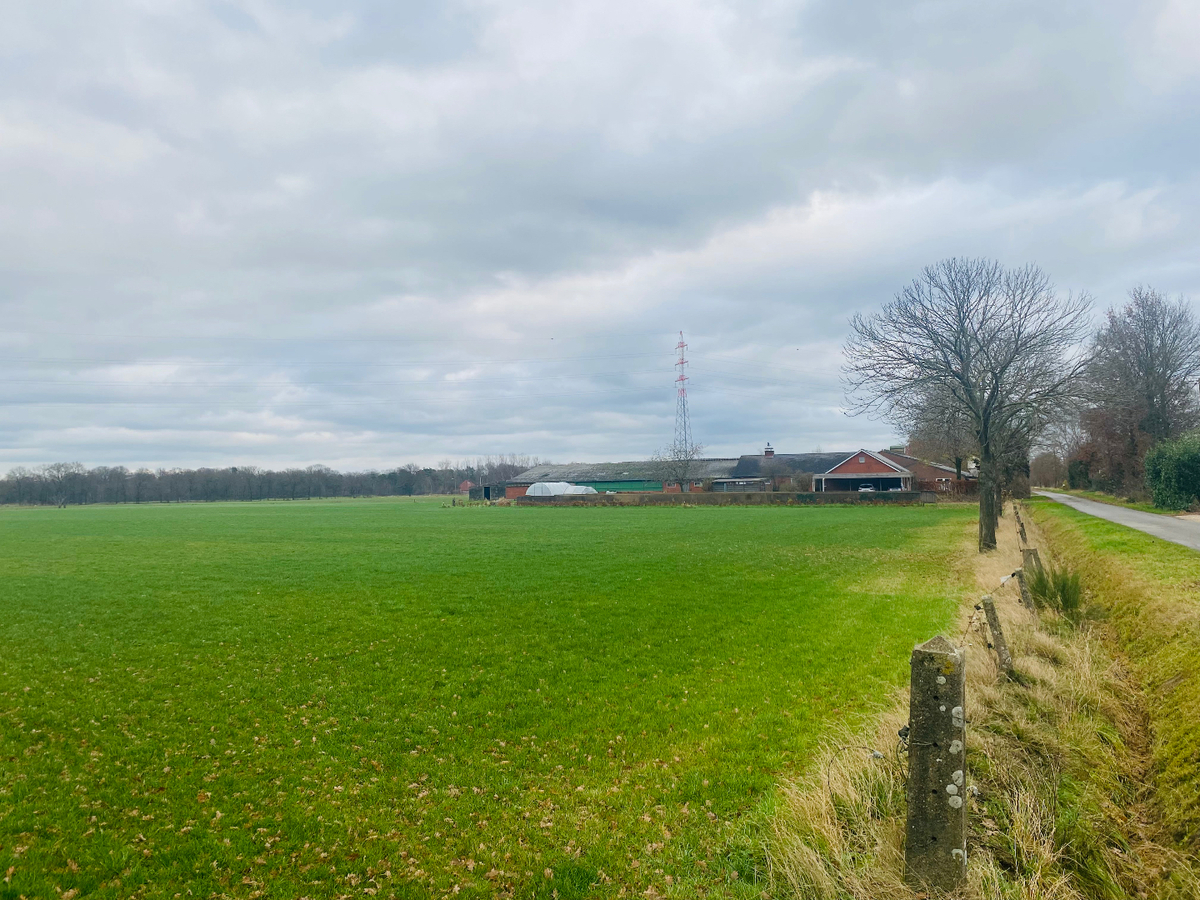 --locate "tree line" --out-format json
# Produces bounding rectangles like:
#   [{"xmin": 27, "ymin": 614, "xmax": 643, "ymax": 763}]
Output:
[
  {"xmin": 0, "ymin": 456, "xmax": 542, "ymax": 507},
  {"xmin": 844, "ymin": 258, "xmax": 1200, "ymax": 550}
]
